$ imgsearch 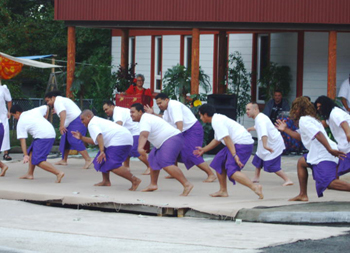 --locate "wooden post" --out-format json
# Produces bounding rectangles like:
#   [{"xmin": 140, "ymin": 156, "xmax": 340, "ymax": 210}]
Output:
[
  {"xmin": 217, "ymin": 30, "xmax": 227, "ymax": 94},
  {"xmin": 251, "ymin": 33, "xmax": 258, "ymax": 102},
  {"xmin": 67, "ymin": 26, "xmax": 76, "ymax": 99},
  {"xmin": 327, "ymin": 31, "xmax": 337, "ymax": 99},
  {"xmin": 191, "ymin": 28, "xmax": 200, "ymax": 95},
  {"xmin": 121, "ymin": 29, "xmax": 129, "ymax": 71},
  {"xmin": 296, "ymin": 31, "xmax": 304, "ymax": 97}
]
